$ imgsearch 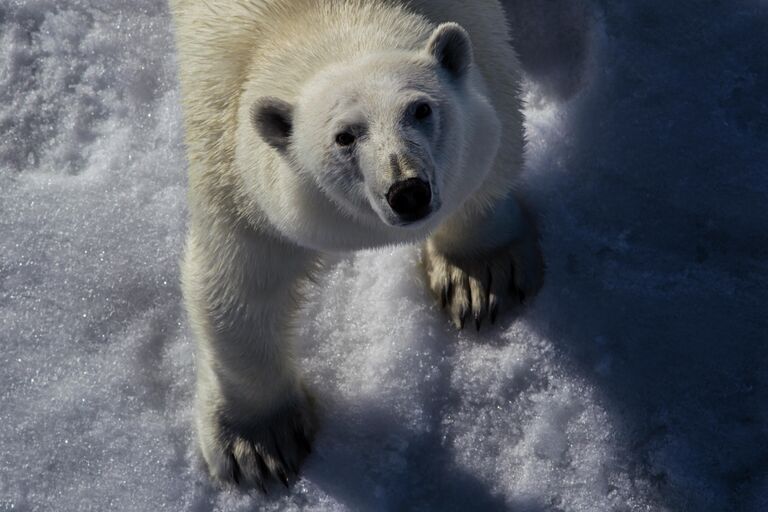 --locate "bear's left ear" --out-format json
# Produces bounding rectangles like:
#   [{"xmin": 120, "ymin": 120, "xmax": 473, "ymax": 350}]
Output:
[
  {"xmin": 426, "ymin": 22, "xmax": 473, "ymax": 79},
  {"xmin": 251, "ymin": 97, "xmax": 294, "ymax": 153}
]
